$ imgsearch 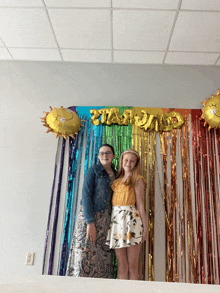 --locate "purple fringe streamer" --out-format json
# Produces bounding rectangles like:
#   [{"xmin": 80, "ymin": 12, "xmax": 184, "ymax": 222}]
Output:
[
  {"xmin": 42, "ymin": 137, "xmax": 61, "ymax": 275},
  {"xmin": 48, "ymin": 138, "xmax": 66, "ymax": 275}
]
